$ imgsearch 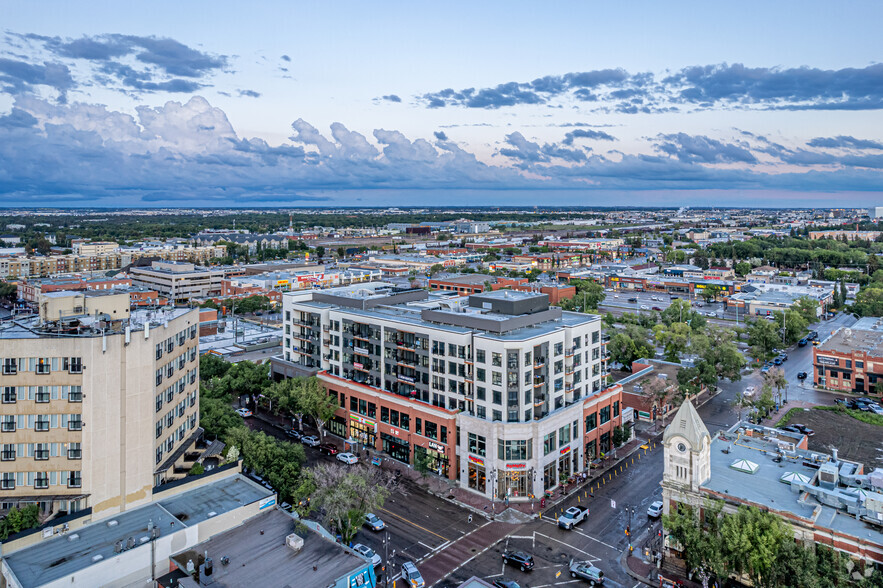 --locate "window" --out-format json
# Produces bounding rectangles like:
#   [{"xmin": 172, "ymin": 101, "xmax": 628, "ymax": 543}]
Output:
[
  {"xmin": 69, "ymin": 386, "xmax": 83, "ymax": 402},
  {"xmin": 543, "ymin": 432, "xmax": 557, "ymax": 455},
  {"xmin": 492, "ymin": 372, "xmax": 502, "ymax": 386},
  {"xmin": 476, "ymin": 368, "xmax": 486, "ymax": 382},
  {"xmin": 592, "ymin": 331, "xmax": 600, "ymax": 344},
  {"xmin": 476, "ymin": 349, "xmax": 486, "ymax": 363},
  {"xmin": 2, "ymin": 387, "xmax": 14, "ymax": 404},
  {"xmin": 35, "ymin": 443, "xmax": 49, "ymax": 460},
  {"xmin": 476, "ymin": 386, "xmax": 486, "ymax": 401},
  {"xmin": 400, "ymin": 413, "xmax": 409, "ymax": 431},
  {"xmin": 492, "ymin": 410, "xmax": 502, "ymax": 422},
  {"xmin": 36, "ymin": 358, "xmax": 50, "ymax": 374},
  {"xmin": 440, "ymin": 426, "xmax": 447, "ymax": 443},
  {"xmin": 1, "ymin": 444, "xmax": 14, "ymax": 461},
  {"xmin": 613, "ymin": 401, "xmax": 620, "ymax": 418},
  {"xmin": 381, "ymin": 406, "xmax": 390, "ymax": 423},
  {"xmin": 35, "ymin": 416, "xmax": 50, "ymax": 431},
  {"xmin": 2, "ymin": 358, "xmax": 16, "ymax": 375},
  {"xmin": 68, "ymin": 357, "xmax": 82, "ymax": 373},
  {"xmin": 1, "ymin": 415, "xmax": 14, "ymax": 432},
  {"xmin": 35, "ymin": 473, "xmax": 49, "ymax": 489},
  {"xmin": 498, "ymin": 439, "xmax": 532, "ymax": 461},
  {"xmin": 554, "ymin": 360, "xmax": 564, "ymax": 374},
  {"xmin": 1, "ymin": 472, "xmax": 13, "ymax": 490},
  {"xmin": 68, "ymin": 471, "xmax": 82, "ymax": 488},
  {"xmin": 477, "ymin": 405, "xmax": 486, "ymax": 419},
  {"xmin": 468, "ymin": 433, "xmax": 486, "ymax": 456},
  {"xmin": 68, "ymin": 415, "xmax": 82, "ymax": 431},
  {"xmin": 524, "ymin": 351, "xmax": 531, "ymax": 367},
  {"xmin": 857, "ymin": 361, "xmax": 864, "ymax": 369},
  {"xmin": 554, "ymin": 342, "xmax": 564, "ymax": 356},
  {"xmin": 492, "ymin": 390, "xmax": 502, "ymax": 405},
  {"xmin": 415, "ymin": 417, "xmax": 422, "ymax": 435},
  {"xmin": 845, "ymin": 360, "xmax": 852, "ymax": 369},
  {"xmin": 559, "ymin": 424, "xmax": 572, "ymax": 444},
  {"xmin": 599, "ymin": 406, "xmax": 610, "ymax": 425},
  {"xmin": 586, "ymin": 412, "xmax": 597, "ymax": 432},
  {"xmin": 424, "ymin": 420, "xmax": 438, "ymax": 440},
  {"xmin": 492, "ymin": 352, "xmax": 502, "ymax": 367},
  {"xmin": 507, "ymin": 409, "xmax": 518, "ymax": 422},
  {"xmin": 68, "ymin": 443, "xmax": 82, "ymax": 459},
  {"xmin": 35, "ymin": 387, "xmax": 50, "ymax": 403}
]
